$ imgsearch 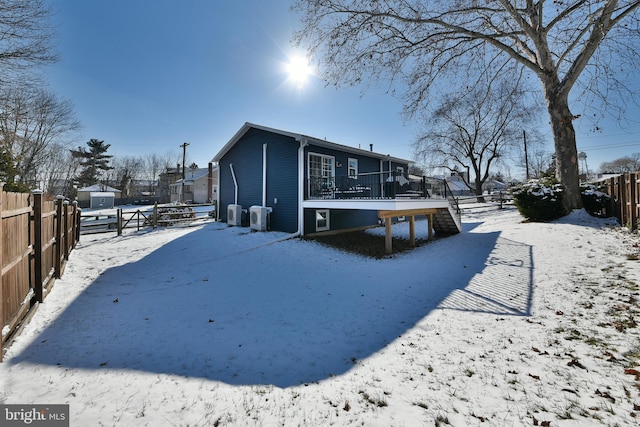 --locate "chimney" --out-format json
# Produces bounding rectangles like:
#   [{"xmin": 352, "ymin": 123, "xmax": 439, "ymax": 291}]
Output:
[{"xmin": 369, "ymin": 144, "xmax": 373, "ymax": 152}]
